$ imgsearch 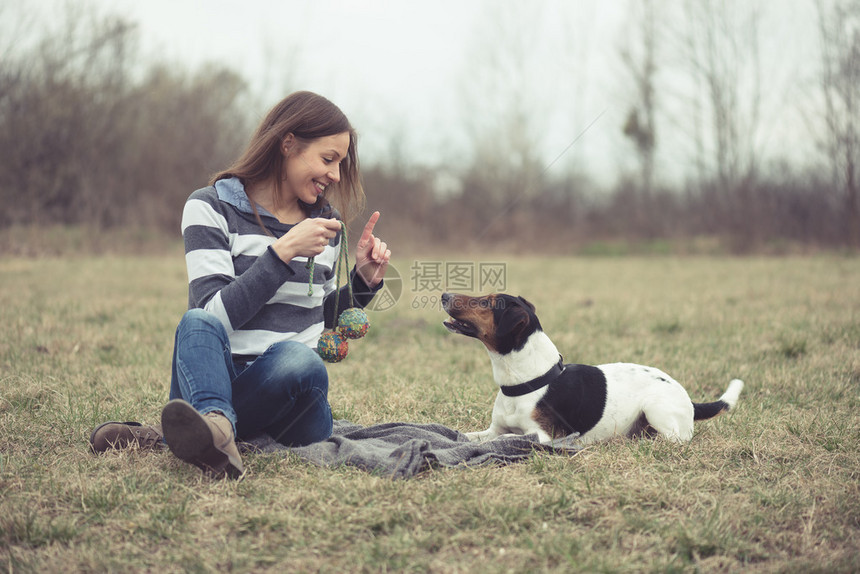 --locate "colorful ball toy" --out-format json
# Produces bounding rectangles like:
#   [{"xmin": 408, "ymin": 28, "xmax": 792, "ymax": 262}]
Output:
[
  {"xmin": 317, "ymin": 331, "xmax": 349, "ymax": 363},
  {"xmin": 307, "ymin": 221, "xmax": 372, "ymax": 362},
  {"xmin": 337, "ymin": 308, "xmax": 370, "ymax": 340}
]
